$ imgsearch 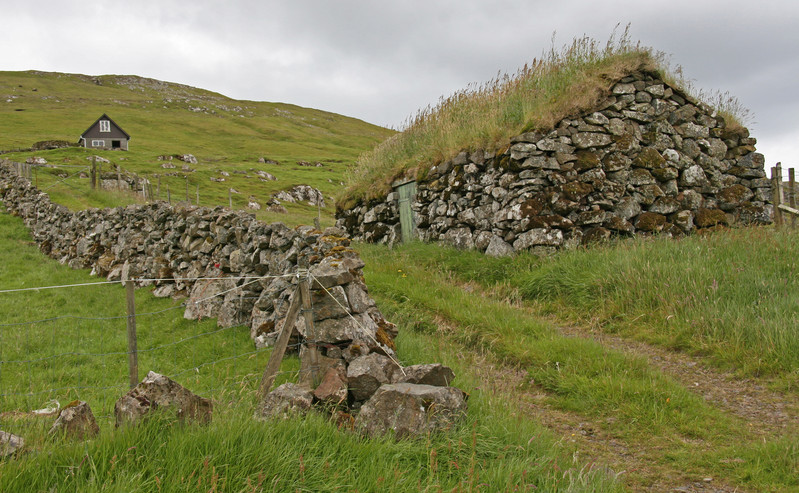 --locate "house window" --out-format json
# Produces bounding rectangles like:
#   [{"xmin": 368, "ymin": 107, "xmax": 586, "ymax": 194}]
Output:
[
  {"xmin": 92, "ymin": 140, "xmax": 105, "ymax": 147},
  {"xmin": 99, "ymin": 120, "xmax": 110, "ymax": 132}
]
